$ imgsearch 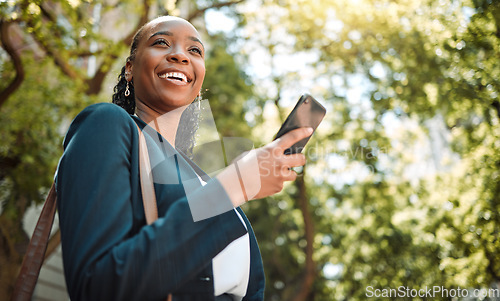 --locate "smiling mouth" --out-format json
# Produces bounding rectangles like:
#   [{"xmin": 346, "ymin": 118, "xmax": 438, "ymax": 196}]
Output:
[{"xmin": 158, "ymin": 72, "xmax": 192, "ymax": 83}]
